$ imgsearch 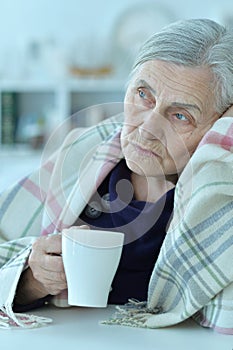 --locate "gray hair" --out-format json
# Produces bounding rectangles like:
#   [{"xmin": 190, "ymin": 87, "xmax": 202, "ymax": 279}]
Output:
[{"xmin": 131, "ymin": 18, "xmax": 233, "ymax": 114}]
